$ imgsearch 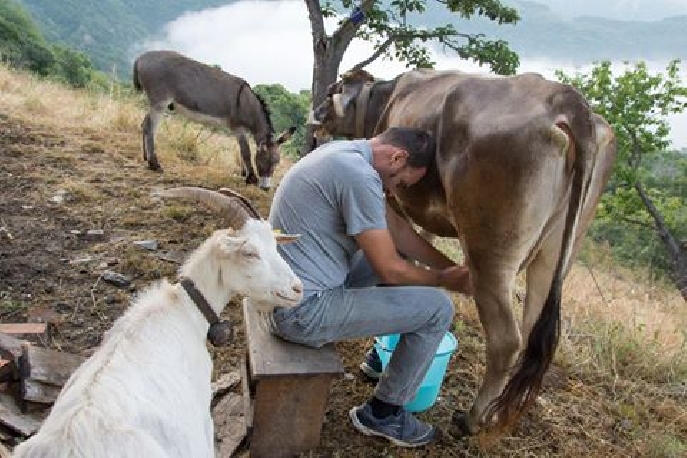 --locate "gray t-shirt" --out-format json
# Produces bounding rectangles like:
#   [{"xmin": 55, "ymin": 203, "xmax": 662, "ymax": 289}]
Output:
[{"xmin": 268, "ymin": 139, "xmax": 386, "ymax": 298}]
